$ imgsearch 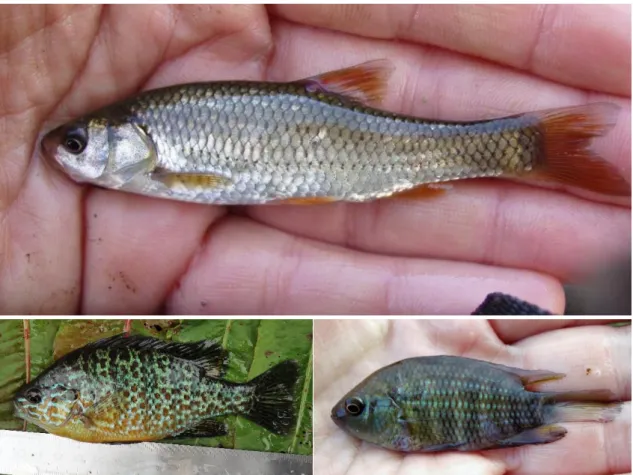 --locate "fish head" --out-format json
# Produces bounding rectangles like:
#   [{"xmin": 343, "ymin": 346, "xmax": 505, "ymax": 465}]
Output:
[
  {"xmin": 331, "ymin": 377, "xmax": 402, "ymax": 448},
  {"xmin": 40, "ymin": 114, "xmax": 156, "ymax": 189},
  {"xmin": 13, "ymin": 368, "xmax": 84, "ymax": 432}
]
